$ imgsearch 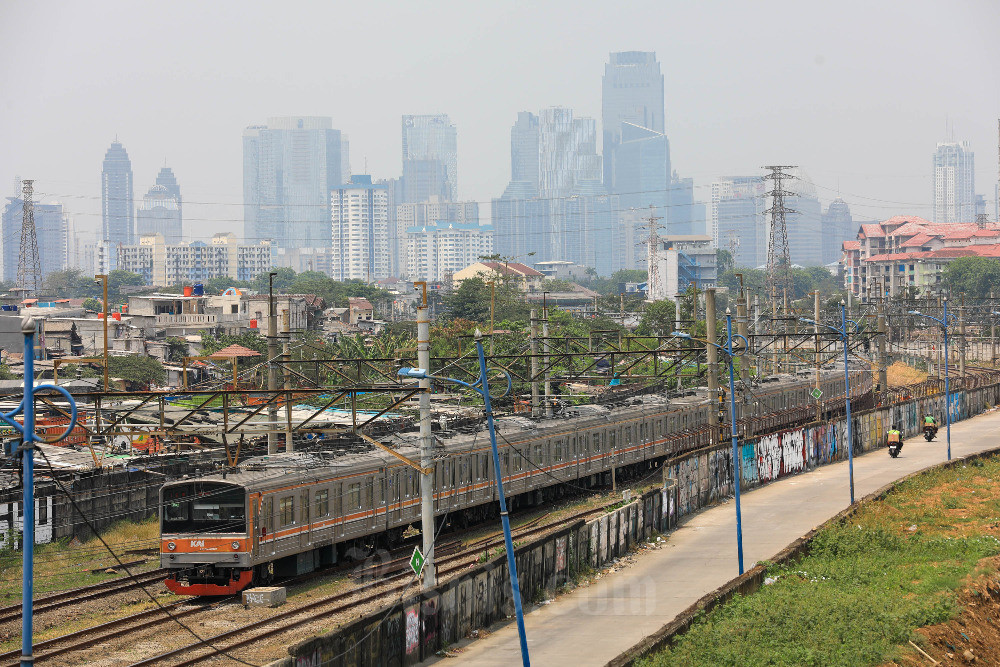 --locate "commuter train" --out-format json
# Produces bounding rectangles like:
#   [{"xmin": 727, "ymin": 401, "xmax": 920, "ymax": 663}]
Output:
[{"xmin": 160, "ymin": 370, "xmax": 864, "ymax": 595}]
